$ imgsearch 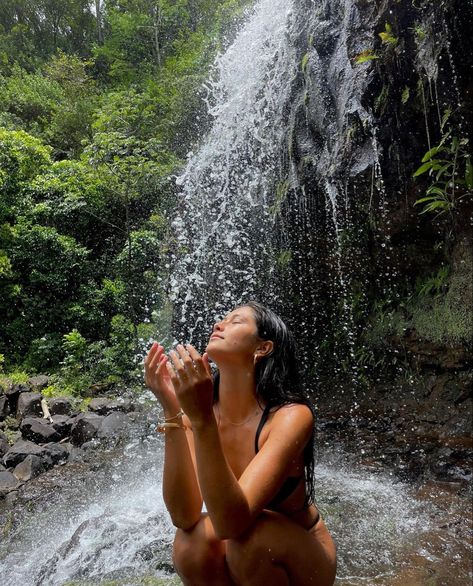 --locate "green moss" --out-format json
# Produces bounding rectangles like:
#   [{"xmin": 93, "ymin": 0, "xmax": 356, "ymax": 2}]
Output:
[
  {"xmin": 365, "ymin": 257, "xmax": 473, "ymax": 348},
  {"xmin": 410, "ymin": 268, "xmax": 473, "ymax": 345},
  {"xmin": 374, "ymin": 84, "xmax": 389, "ymax": 116},
  {"xmin": 0, "ymin": 370, "xmax": 30, "ymax": 389}
]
